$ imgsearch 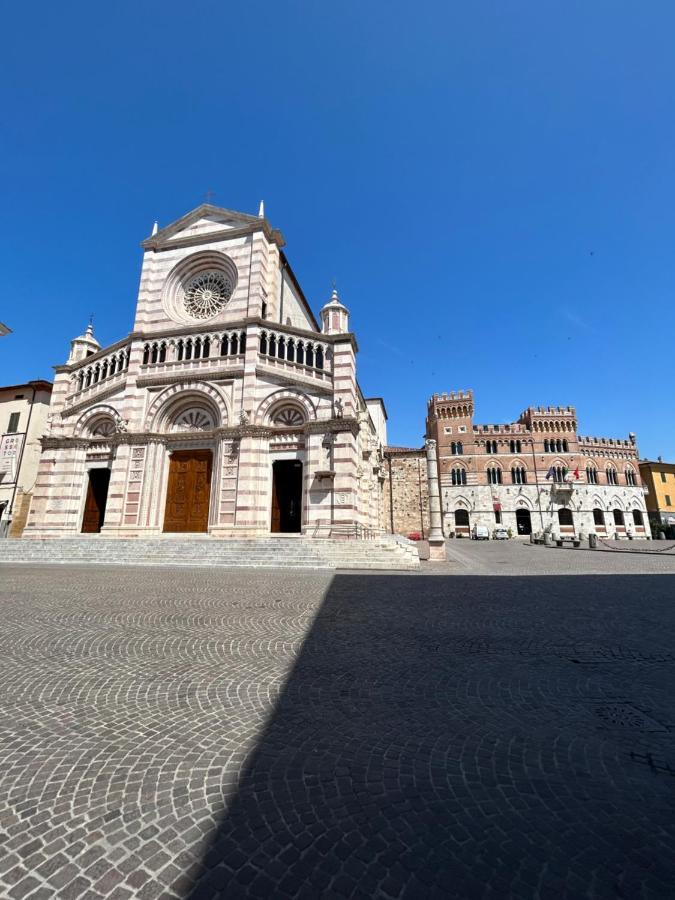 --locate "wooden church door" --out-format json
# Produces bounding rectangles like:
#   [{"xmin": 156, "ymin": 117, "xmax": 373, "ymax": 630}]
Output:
[{"xmin": 163, "ymin": 450, "xmax": 212, "ymax": 533}]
